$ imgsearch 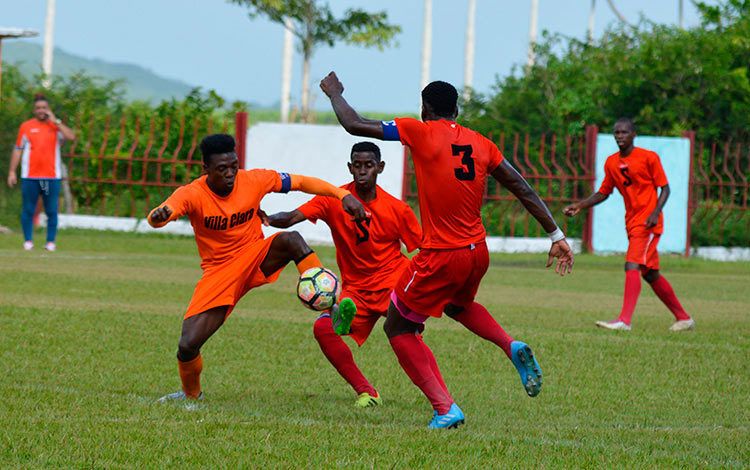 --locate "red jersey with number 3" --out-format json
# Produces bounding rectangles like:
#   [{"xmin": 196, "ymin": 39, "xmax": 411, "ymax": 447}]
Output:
[
  {"xmin": 597, "ymin": 147, "xmax": 668, "ymax": 234},
  {"xmin": 393, "ymin": 118, "xmax": 504, "ymax": 249},
  {"xmin": 297, "ymin": 182, "xmax": 422, "ymax": 291}
]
